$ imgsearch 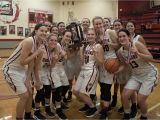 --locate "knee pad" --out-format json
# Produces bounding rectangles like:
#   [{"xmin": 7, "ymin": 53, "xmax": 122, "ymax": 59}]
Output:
[
  {"xmin": 35, "ymin": 88, "xmax": 44, "ymax": 103},
  {"xmin": 54, "ymin": 86, "xmax": 63, "ymax": 102},
  {"xmin": 43, "ymin": 85, "xmax": 51, "ymax": 99},
  {"xmin": 62, "ymin": 85, "xmax": 70, "ymax": 96},
  {"xmin": 100, "ymin": 83, "xmax": 112, "ymax": 101},
  {"xmin": 101, "ymin": 91, "xmax": 111, "ymax": 101}
]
